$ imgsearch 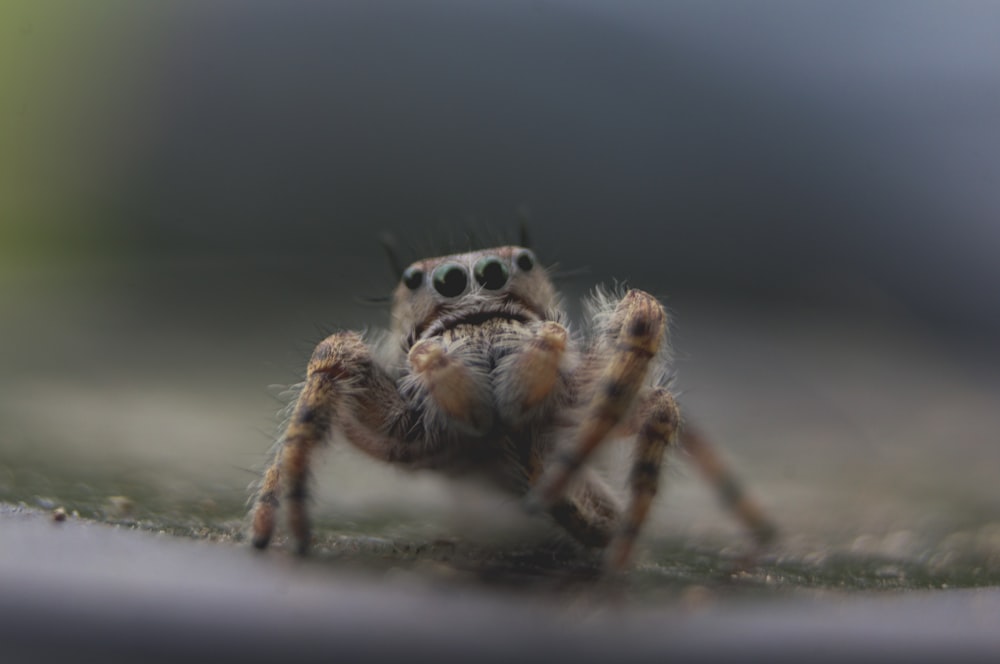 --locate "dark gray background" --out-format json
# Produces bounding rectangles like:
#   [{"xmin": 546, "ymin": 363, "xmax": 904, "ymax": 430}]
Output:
[{"xmin": 7, "ymin": 0, "xmax": 1000, "ymax": 337}]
